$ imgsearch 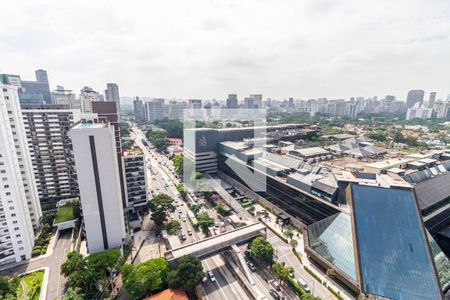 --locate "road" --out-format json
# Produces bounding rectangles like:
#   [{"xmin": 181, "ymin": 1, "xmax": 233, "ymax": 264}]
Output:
[
  {"xmin": 0, "ymin": 229, "xmax": 72, "ymax": 300},
  {"xmin": 132, "ymin": 126, "xmax": 250, "ymax": 300}
]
